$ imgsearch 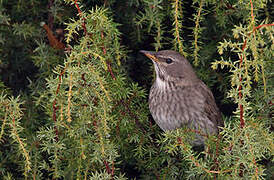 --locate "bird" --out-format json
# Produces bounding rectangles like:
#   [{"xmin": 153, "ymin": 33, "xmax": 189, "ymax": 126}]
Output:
[{"xmin": 140, "ymin": 50, "xmax": 223, "ymax": 145}]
